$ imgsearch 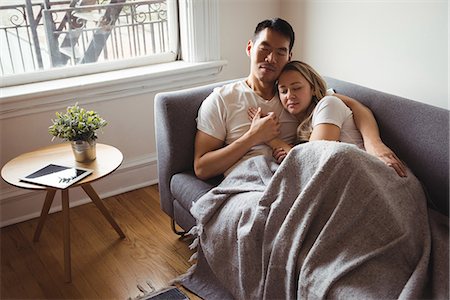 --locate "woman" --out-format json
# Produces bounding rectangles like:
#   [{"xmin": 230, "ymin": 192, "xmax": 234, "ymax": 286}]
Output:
[{"xmin": 249, "ymin": 60, "xmax": 406, "ymax": 176}]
